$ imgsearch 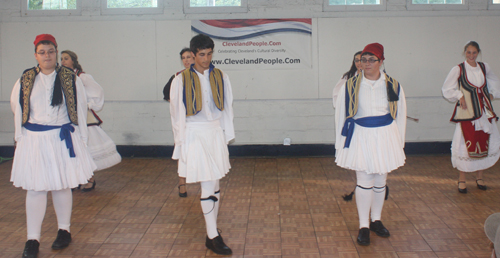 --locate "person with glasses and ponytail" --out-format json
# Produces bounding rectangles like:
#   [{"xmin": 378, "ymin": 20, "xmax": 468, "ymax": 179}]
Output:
[
  {"xmin": 334, "ymin": 43, "xmax": 406, "ymax": 246},
  {"xmin": 60, "ymin": 50, "xmax": 121, "ymax": 192},
  {"xmin": 10, "ymin": 34, "xmax": 96, "ymax": 258},
  {"xmin": 442, "ymin": 41, "xmax": 500, "ymax": 194}
]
